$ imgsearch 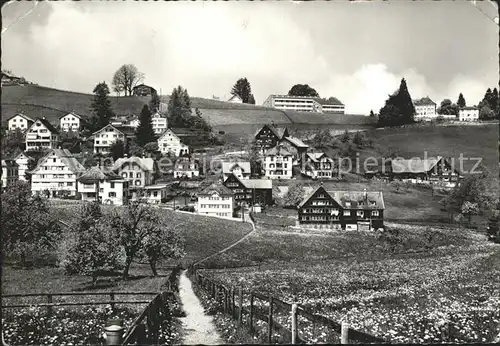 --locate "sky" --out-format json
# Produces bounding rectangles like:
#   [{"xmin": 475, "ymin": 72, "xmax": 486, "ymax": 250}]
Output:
[{"xmin": 1, "ymin": 1, "xmax": 498, "ymax": 114}]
